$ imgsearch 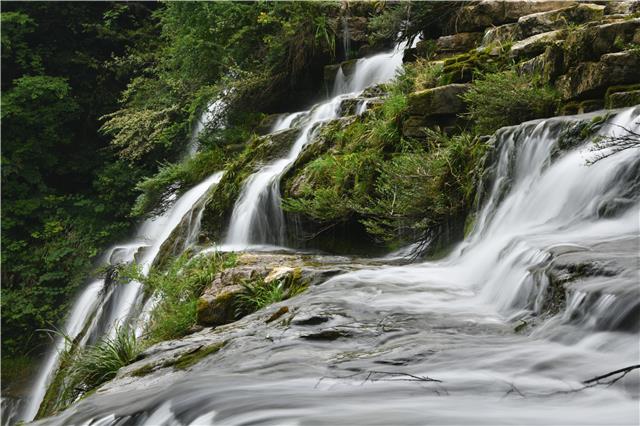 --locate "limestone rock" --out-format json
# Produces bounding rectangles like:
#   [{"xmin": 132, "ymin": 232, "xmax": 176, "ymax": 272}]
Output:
[
  {"xmin": 406, "ymin": 84, "xmax": 471, "ymax": 117},
  {"xmin": 402, "ymin": 84, "xmax": 471, "ymax": 138},
  {"xmin": 196, "ymin": 252, "xmax": 361, "ymax": 327},
  {"xmin": 517, "ymin": 42, "xmax": 565, "ymax": 82},
  {"xmin": 604, "ymin": 1, "xmax": 640, "ymax": 15},
  {"xmin": 563, "ymin": 19, "xmax": 640, "ymax": 68},
  {"xmin": 606, "ymin": 88, "xmax": 640, "ymax": 108},
  {"xmin": 556, "ymin": 50, "xmax": 640, "ymax": 100},
  {"xmin": 196, "ymin": 285, "xmax": 244, "ymax": 326},
  {"xmin": 264, "ymin": 266, "xmax": 296, "ymax": 284},
  {"xmin": 510, "ymin": 29, "xmax": 567, "ymax": 60},
  {"xmin": 516, "ymin": 3, "xmax": 605, "ymax": 40},
  {"xmin": 453, "ymin": 1, "xmax": 577, "ymax": 33},
  {"xmin": 435, "ymin": 32, "xmax": 484, "ymax": 55},
  {"xmin": 481, "ymin": 23, "xmax": 519, "ymax": 47}
]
